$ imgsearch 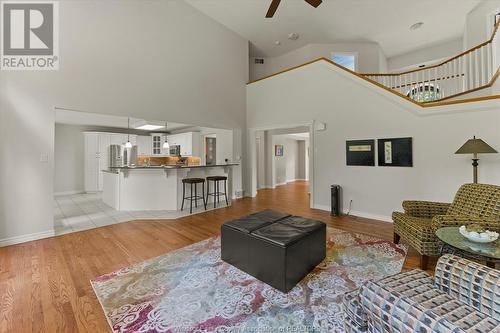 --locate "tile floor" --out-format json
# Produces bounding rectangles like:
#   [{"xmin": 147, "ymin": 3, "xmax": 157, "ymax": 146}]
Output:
[{"xmin": 54, "ymin": 192, "xmax": 228, "ymax": 236}]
